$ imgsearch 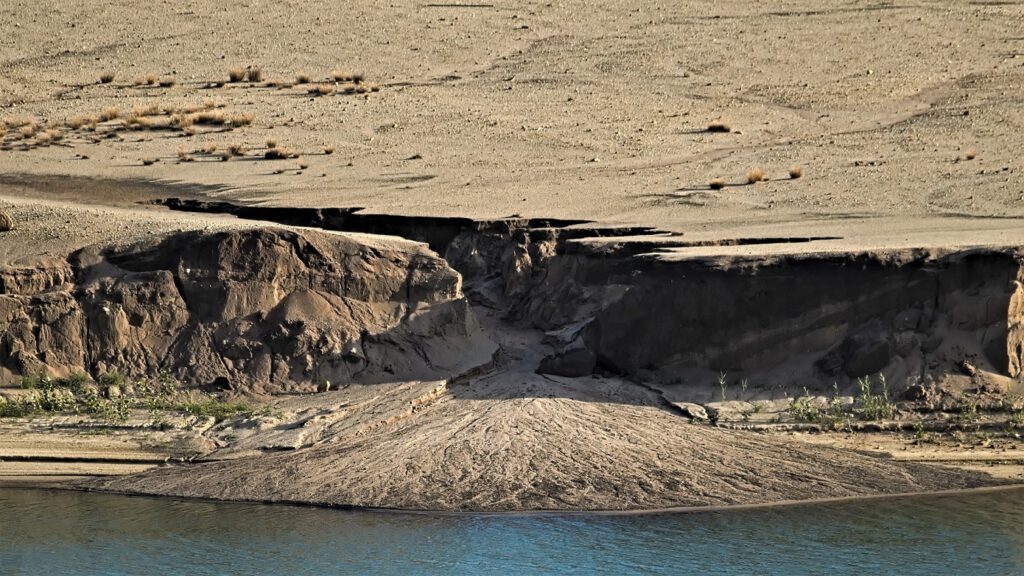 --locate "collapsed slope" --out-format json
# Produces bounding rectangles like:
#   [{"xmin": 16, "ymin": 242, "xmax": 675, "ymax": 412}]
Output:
[{"xmin": 87, "ymin": 374, "xmax": 993, "ymax": 512}]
